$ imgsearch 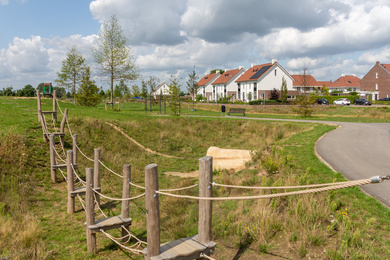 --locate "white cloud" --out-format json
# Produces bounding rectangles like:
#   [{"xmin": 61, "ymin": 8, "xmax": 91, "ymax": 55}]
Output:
[
  {"xmin": 0, "ymin": 0, "xmax": 9, "ymax": 5},
  {"xmin": 358, "ymin": 46, "xmax": 390, "ymax": 64}
]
